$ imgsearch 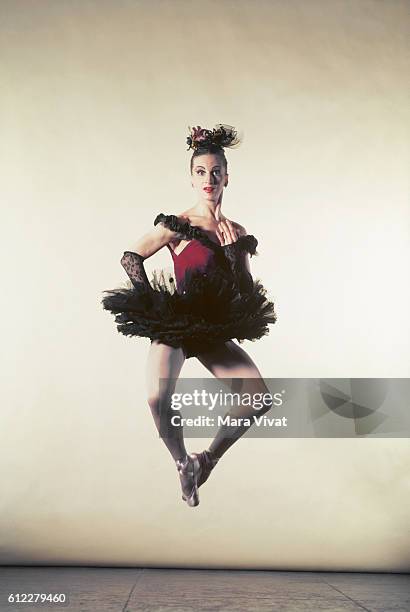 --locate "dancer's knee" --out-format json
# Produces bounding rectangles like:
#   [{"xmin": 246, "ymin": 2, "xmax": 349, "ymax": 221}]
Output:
[
  {"xmin": 147, "ymin": 394, "xmax": 159, "ymax": 412},
  {"xmin": 241, "ymin": 382, "xmax": 273, "ymax": 415},
  {"xmin": 147, "ymin": 390, "xmax": 173, "ymax": 413}
]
